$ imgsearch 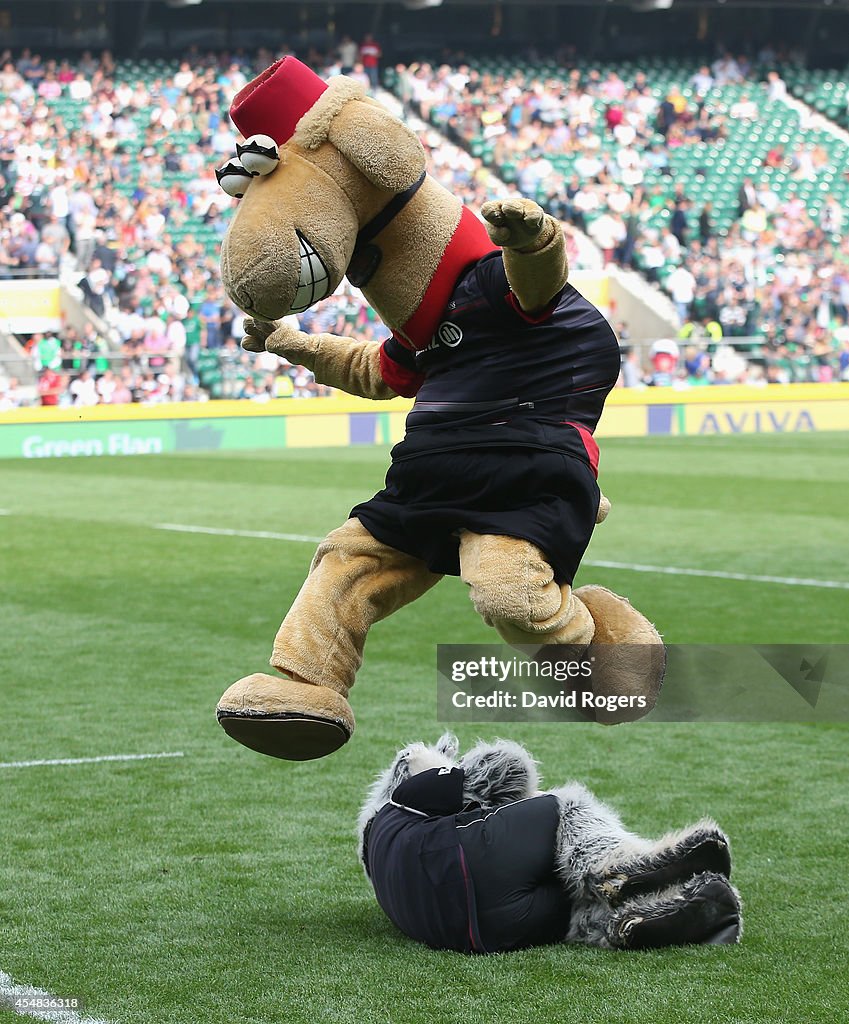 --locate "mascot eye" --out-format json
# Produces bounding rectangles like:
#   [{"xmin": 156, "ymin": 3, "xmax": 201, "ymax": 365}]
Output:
[
  {"xmin": 236, "ymin": 134, "xmax": 280, "ymax": 176},
  {"xmin": 215, "ymin": 158, "xmax": 253, "ymax": 199}
]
